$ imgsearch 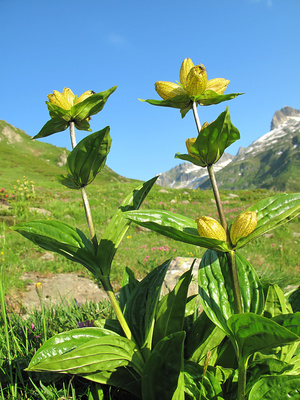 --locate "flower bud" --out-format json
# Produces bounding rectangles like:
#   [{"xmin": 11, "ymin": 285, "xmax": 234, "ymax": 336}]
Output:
[
  {"xmin": 179, "ymin": 58, "xmax": 194, "ymax": 86},
  {"xmin": 230, "ymin": 211, "xmax": 257, "ymax": 245},
  {"xmin": 195, "ymin": 216, "xmax": 227, "ymax": 241},
  {"xmin": 185, "ymin": 65, "xmax": 207, "ymax": 96},
  {"xmin": 155, "ymin": 81, "xmax": 187, "ymax": 100}
]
